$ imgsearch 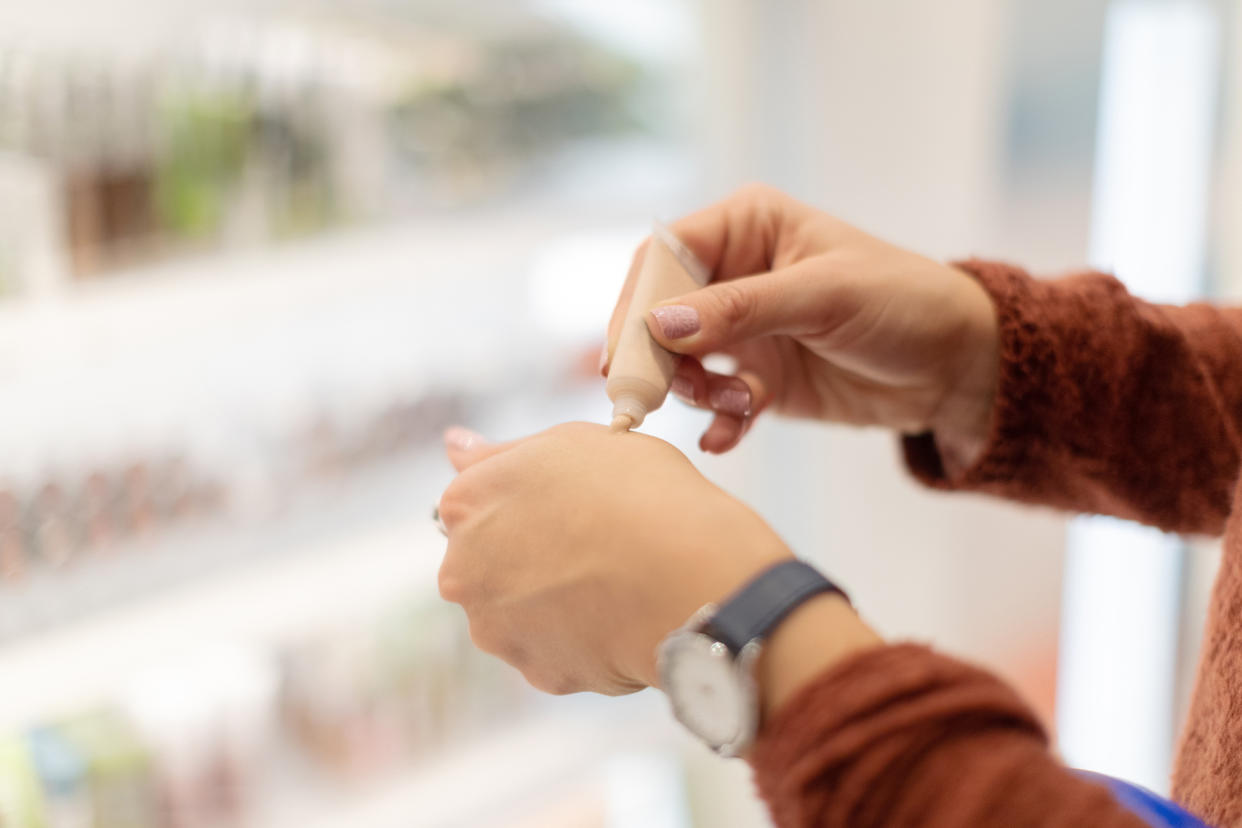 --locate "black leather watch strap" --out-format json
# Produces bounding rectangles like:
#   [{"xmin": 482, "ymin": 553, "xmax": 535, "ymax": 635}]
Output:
[{"xmin": 701, "ymin": 560, "xmax": 849, "ymax": 655}]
